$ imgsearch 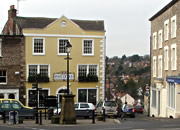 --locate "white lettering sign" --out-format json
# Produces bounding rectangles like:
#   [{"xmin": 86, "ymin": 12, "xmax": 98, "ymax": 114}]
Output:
[{"xmin": 54, "ymin": 73, "xmax": 74, "ymax": 80}]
